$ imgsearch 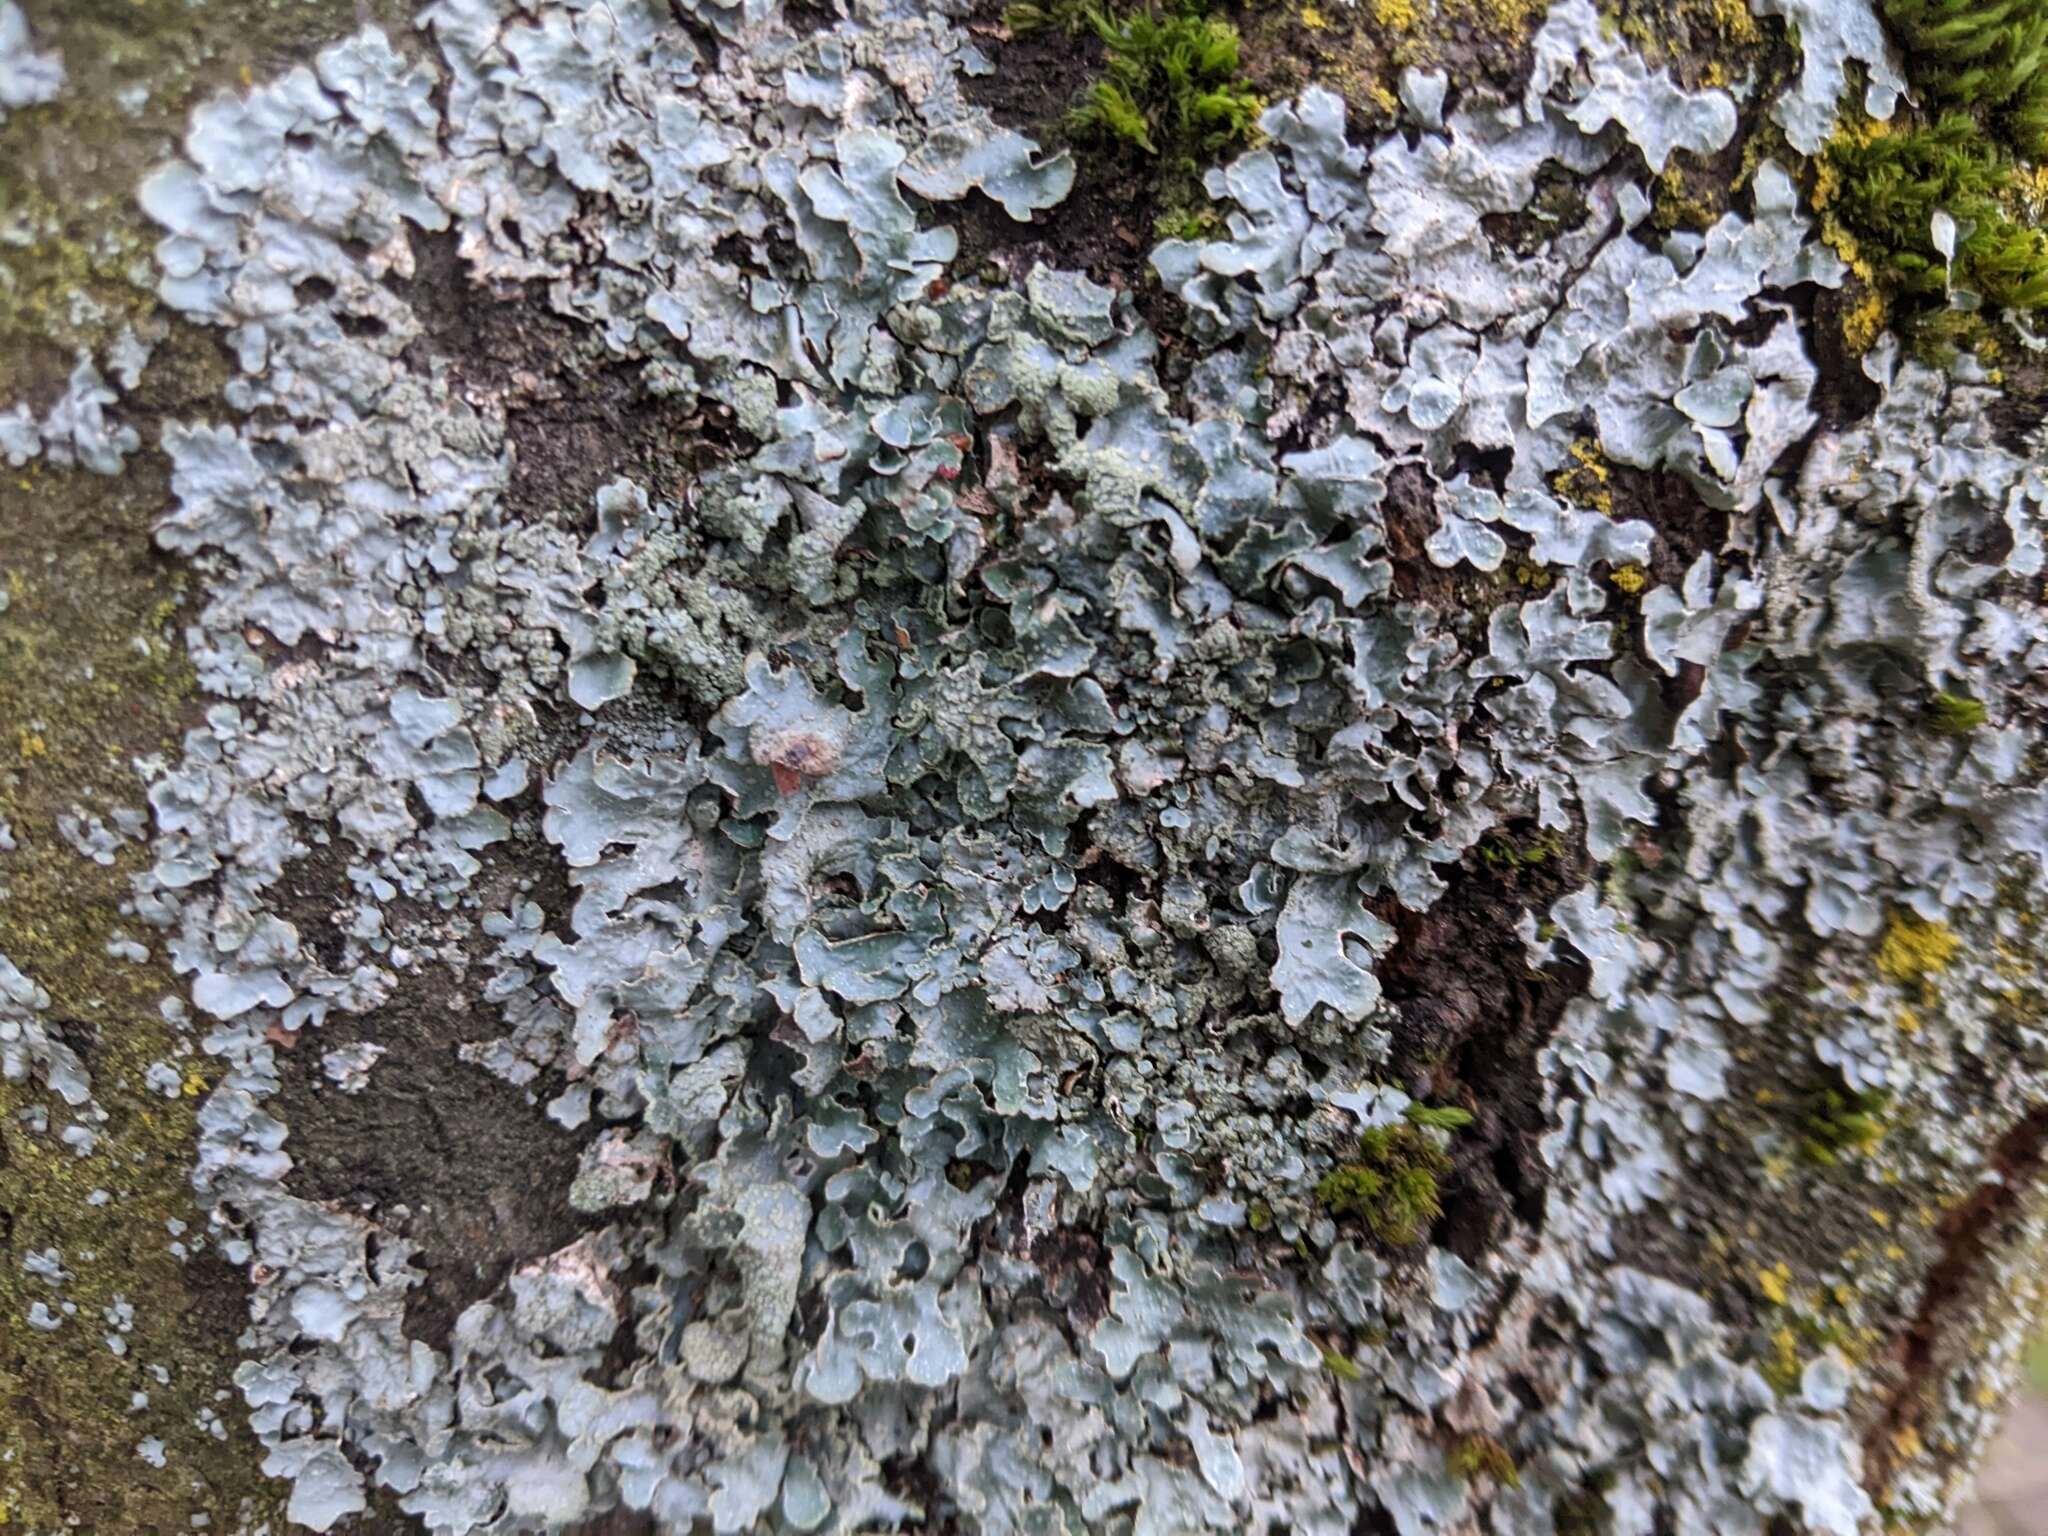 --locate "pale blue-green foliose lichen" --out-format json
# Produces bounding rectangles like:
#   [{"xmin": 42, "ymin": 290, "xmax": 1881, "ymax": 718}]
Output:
[
  {"xmin": 0, "ymin": 0, "xmax": 2040, "ymax": 1530},
  {"xmin": 0, "ymin": 1, "xmax": 62, "ymax": 124}
]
